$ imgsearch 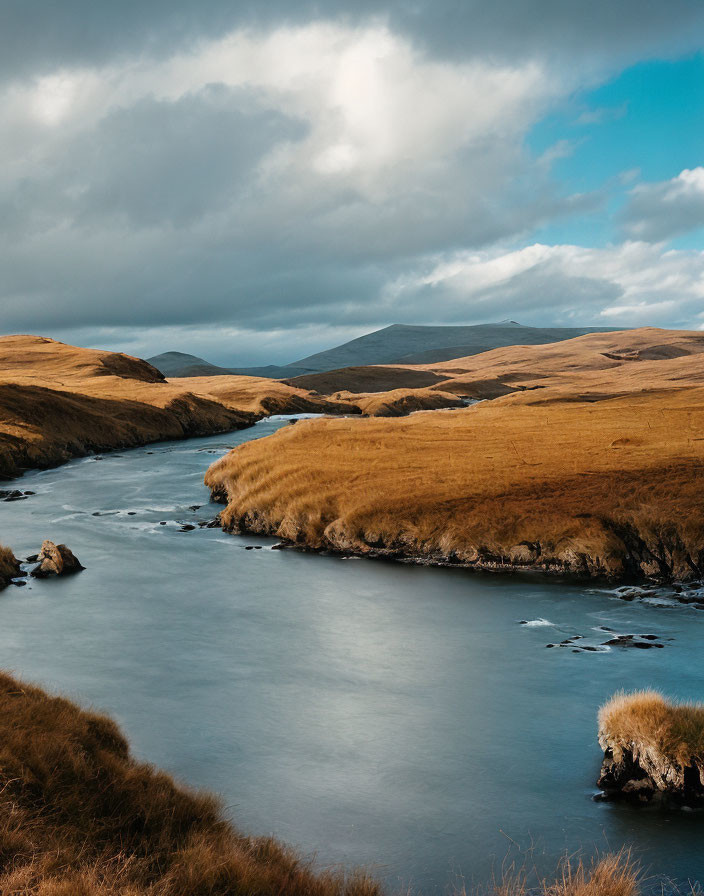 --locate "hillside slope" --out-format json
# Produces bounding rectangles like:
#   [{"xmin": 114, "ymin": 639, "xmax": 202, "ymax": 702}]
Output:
[
  {"xmin": 206, "ymin": 329, "xmax": 704, "ymax": 583},
  {"xmin": 0, "ymin": 336, "xmax": 466, "ymax": 479},
  {"xmin": 422, "ymin": 327, "xmax": 704, "ymax": 398},
  {"xmin": 289, "ymin": 322, "xmax": 617, "ymax": 371},
  {"xmin": 152, "ymin": 322, "xmax": 618, "ymax": 378},
  {"xmin": 0, "ymin": 336, "xmax": 355, "ymax": 479},
  {"xmin": 148, "ymin": 351, "xmax": 311, "ymax": 379}
]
